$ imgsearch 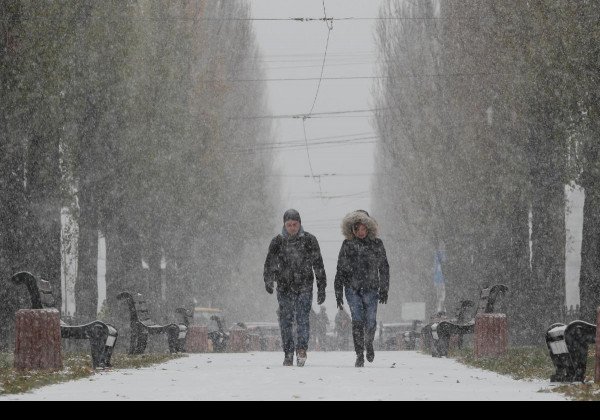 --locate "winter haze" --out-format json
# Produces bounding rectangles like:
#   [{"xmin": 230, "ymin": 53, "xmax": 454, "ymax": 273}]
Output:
[{"xmin": 0, "ymin": 0, "xmax": 598, "ymax": 401}]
